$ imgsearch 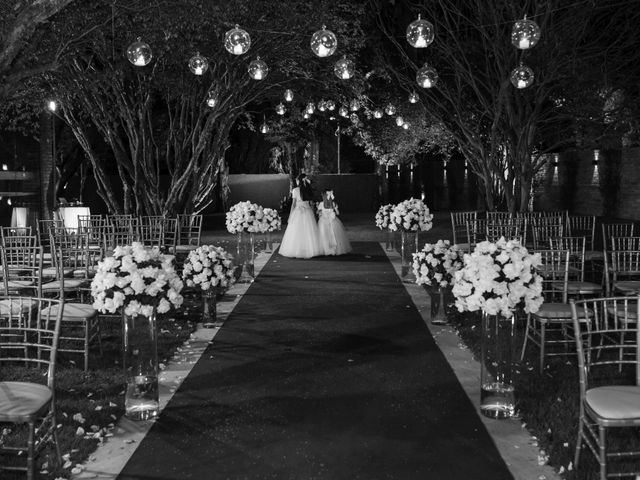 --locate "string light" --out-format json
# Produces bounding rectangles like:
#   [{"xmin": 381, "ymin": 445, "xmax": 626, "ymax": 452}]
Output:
[
  {"xmin": 188, "ymin": 52, "xmax": 209, "ymax": 75},
  {"xmin": 126, "ymin": 37, "xmax": 153, "ymax": 66},
  {"xmin": 310, "ymin": 25, "xmax": 338, "ymax": 57},
  {"xmin": 224, "ymin": 25, "xmax": 251, "ymax": 55},
  {"xmin": 406, "ymin": 14, "xmax": 434, "ymax": 48}
]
